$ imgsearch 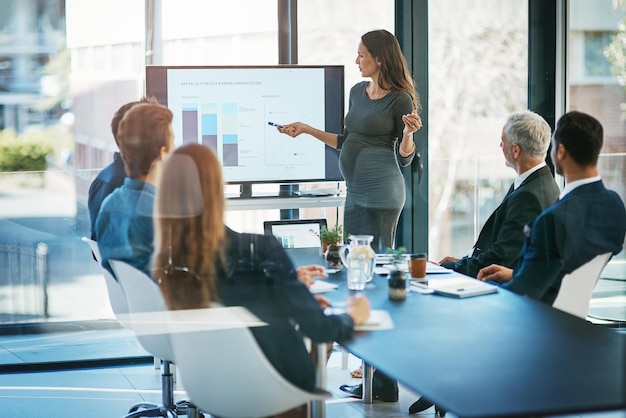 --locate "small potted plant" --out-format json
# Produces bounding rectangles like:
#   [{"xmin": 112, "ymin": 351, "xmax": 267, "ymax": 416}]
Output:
[
  {"xmin": 387, "ymin": 246, "xmax": 408, "ymax": 301},
  {"xmin": 319, "ymin": 224, "xmax": 344, "ymax": 250},
  {"xmin": 317, "ymin": 224, "xmax": 344, "ymax": 269}
]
